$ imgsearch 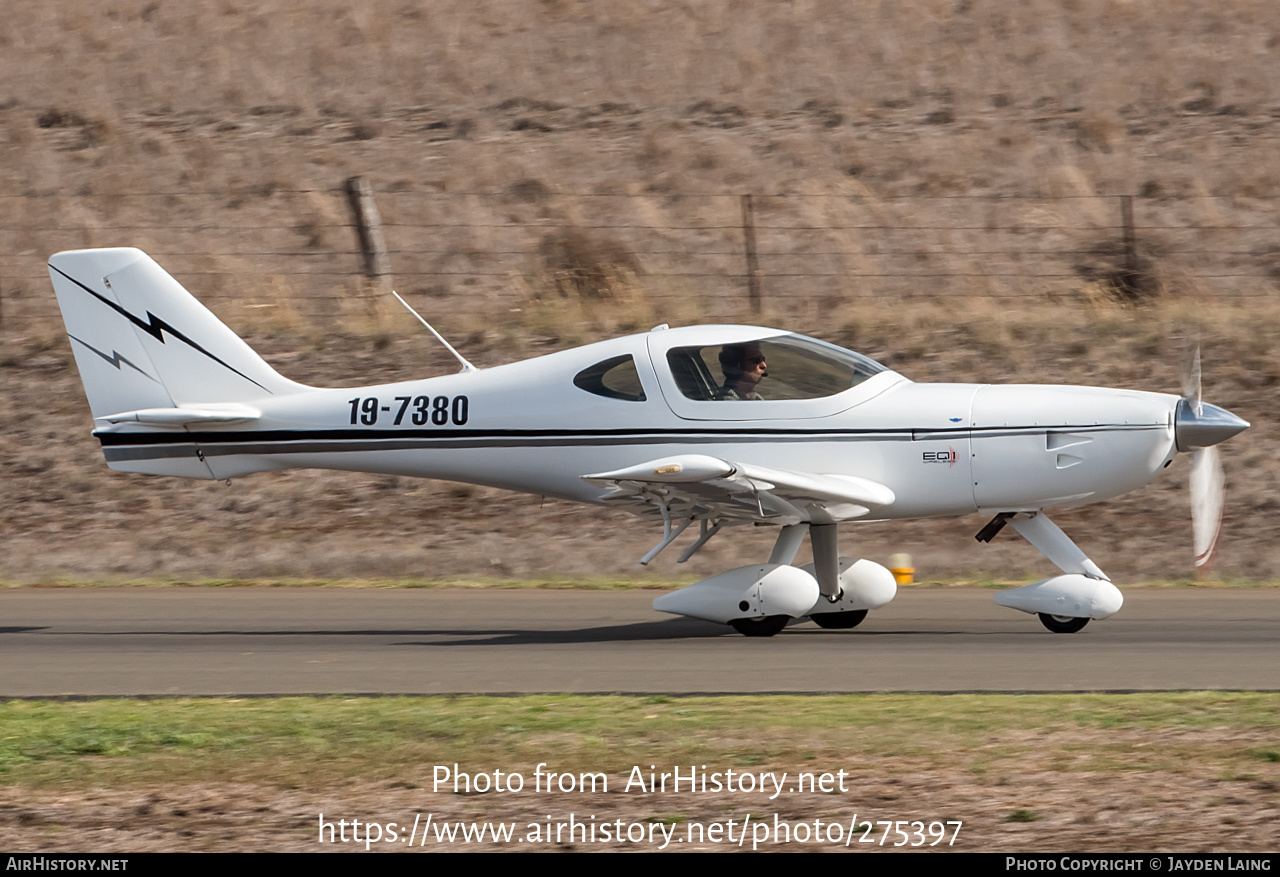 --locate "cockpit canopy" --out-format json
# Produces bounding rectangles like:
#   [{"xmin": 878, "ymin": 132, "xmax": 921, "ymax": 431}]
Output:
[
  {"xmin": 665, "ymin": 333, "xmax": 889, "ymax": 401},
  {"xmin": 568, "ymin": 327, "xmax": 899, "ymax": 421}
]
